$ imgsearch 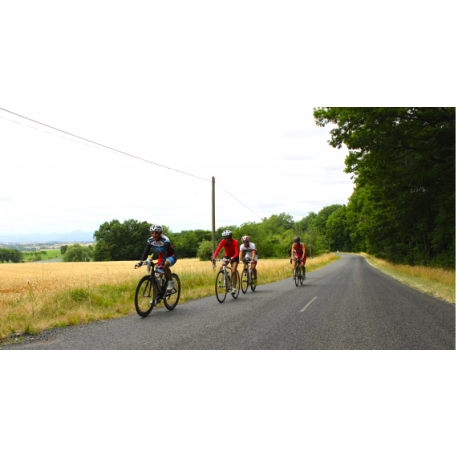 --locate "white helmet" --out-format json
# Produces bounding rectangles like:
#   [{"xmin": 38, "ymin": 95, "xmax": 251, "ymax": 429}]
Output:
[
  {"xmin": 150, "ymin": 224, "xmax": 163, "ymax": 233},
  {"xmin": 222, "ymin": 230, "xmax": 232, "ymax": 237},
  {"xmin": 241, "ymin": 236, "xmax": 249, "ymax": 242}
]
